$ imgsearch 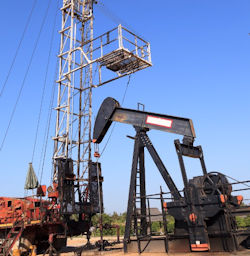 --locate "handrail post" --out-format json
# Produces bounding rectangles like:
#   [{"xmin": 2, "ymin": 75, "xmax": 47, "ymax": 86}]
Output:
[
  {"xmin": 147, "ymin": 43, "xmax": 151, "ymax": 63},
  {"xmin": 118, "ymin": 24, "xmax": 123, "ymax": 48}
]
